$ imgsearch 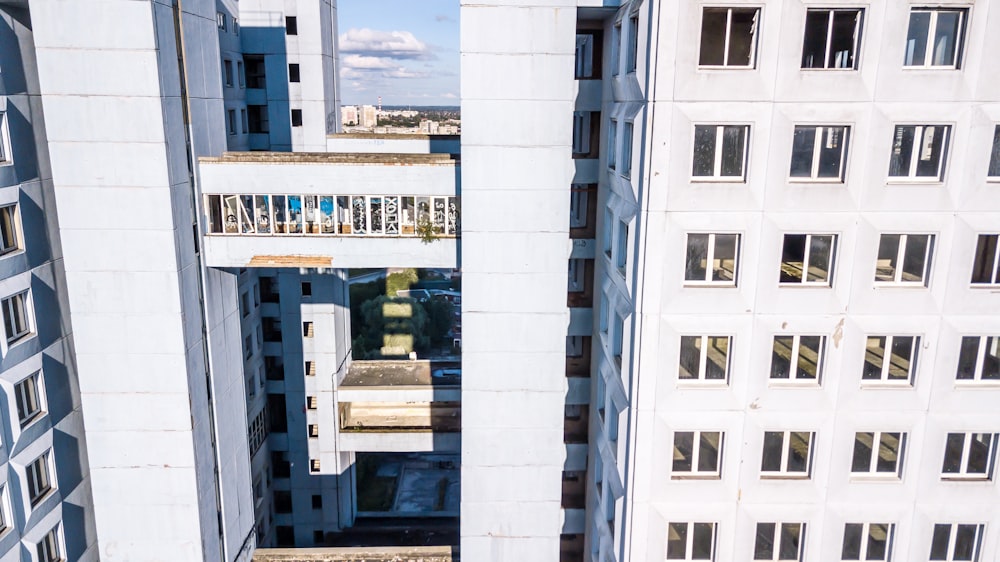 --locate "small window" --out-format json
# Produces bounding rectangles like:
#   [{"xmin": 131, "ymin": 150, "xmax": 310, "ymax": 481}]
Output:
[
  {"xmin": 801, "ymin": 9, "xmax": 863, "ymax": 70},
  {"xmin": 760, "ymin": 431, "xmax": 813, "ymax": 478},
  {"xmin": 289, "ymin": 63, "xmax": 301, "ymax": 83},
  {"xmin": 608, "ymin": 119, "xmax": 618, "ymax": 170},
  {"xmin": 575, "ymin": 30, "xmax": 603, "ymax": 79},
  {"xmin": 621, "ymin": 122, "xmax": 634, "ymax": 178},
  {"xmin": 699, "ymin": 7, "xmax": 760, "ymax": 68},
  {"xmin": 2, "ymin": 290, "xmax": 32, "ymax": 346},
  {"xmin": 313, "ymin": 530, "xmax": 324, "ymax": 545},
  {"xmin": 626, "ymin": 15, "xmax": 639, "ymax": 73},
  {"xmin": 903, "ymin": 8, "xmax": 966, "ymax": 68},
  {"xmin": 615, "ymin": 220, "xmax": 629, "ymax": 276},
  {"xmin": 754, "ymin": 522, "xmax": 805, "ymax": 561},
  {"xmin": 224, "ymin": 59, "xmax": 233, "ymax": 87},
  {"xmin": 237, "ymin": 61, "xmax": 245, "ymax": 87},
  {"xmin": 0, "ymin": 204, "xmax": 21, "ymax": 255},
  {"xmin": 0, "ymin": 112, "xmax": 11, "ymax": 165},
  {"xmin": 779, "ymin": 234, "xmax": 836, "ymax": 285},
  {"xmin": 308, "ymin": 424, "xmax": 319, "ymax": 438},
  {"xmin": 241, "ymin": 292, "xmax": 250, "ymax": 317},
  {"xmin": 27, "ymin": 451, "xmax": 53, "ymax": 506},
  {"xmin": 862, "ymin": 335, "xmax": 919, "ymax": 385},
  {"xmin": 602, "ymin": 208, "xmax": 614, "ymax": 258},
  {"xmin": 303, "ymin": 321, "xmax": 314, "ymax": 338},
  {"xmin": 312, "ymin": 494, "xmax": 322, "ymax": 509},
  {"xmin": 245, "ymin": 55, "xmax": 266, "ymax": 89},
  {"xmin": 572, "ymin": 111, "xmax": 599, "ymax": 158},
  {"xmin": 310, "ymin": 459, "xmax": 321, "ymax": 472},
  {"xmin": 286, "ymin": 16, "xmax": 298, "ymax": 35},
  {"xmin": 888, "ymin": 125, "xmax": 950, "ymax": 180},
  {"xmin": 227, "ymin": 109, "xmax": 237, "ymax": 135},
  {"xmin": 301, "ymin": 282, "xmax": 312, "ymax": 297},
  {"xmin": 770, "ymin": 335, "xmax": 824, "ymax": 383},
  {"xmin": 971, "ymin": 235, "xmax": 1000, "ymax": 286},
  {"xmin": 684, "ymin": 233, "xmax": 739, "ymax": 285},
  {"xmin": 851, "ymin": 432, "xmax": 905, "ymax": 477},
  {"xmin": 956, "ymin": 336, "xmax": 1000, "ymax": 382},
  {"xmin": 671, "ymin": 431, "xmax": 723, "ymax": 478},
  {"xmin": 241, "ymin": 109, "xmax": 248, "ymax": 134},
  {"xmin": 842, "ymin": 523, "xmax": 893, "ymax": 562},
  {"xmin": 217, "ymin": 11, "xmax": 227, "ymax": 30},
  {"xmin": 0, "ymin": 486, "xmax": 7, "ymax": 534},
  {"xmin": 15, "ymin": 371, "xmax": 44, "ymax": 427},
  {"xmin": 36, "ymin": 525, "xmax": 62, "ymax": 562},
  {"xmin": 234, "ymin": 18, "xmax": 239, "ymax": 35},
  {"xmin": 874, "ymin": 234, "xmax": 934, "ymax": 286},
  {"xmin": 678, "ymin": 335, "xmax": 731, "ymax": 383},
  {"xmin": 244, "ymin": 335, "xmax": 253, "ymax": 359},
  {"xmin": 789, "ymin": 126, "xmax": 849, "ymax": 180},
  {"xmin": 692, "ymin": 125, "xmax": 749, "ymax": 180},
  {"xmin": 666, "ymin": 522, "xmax": 716, "ymax": 560},
  {"xmin": 988, "ymin": 126, "xmax": 1000, "ymax": 178},
  {"xmin": 941, "ymin": 432, "xmax": 997, "ymax": 480},
  {"xmin": 291, "ymin": 109, "xmax": 303, "ymax": 127},
  {"xmin": 929, "ymin": 523, "xmax": 983, "ymax": 561},
  {"xmin": 612, "ymin": 312, "xmax": 626, "ymax": 367}
]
